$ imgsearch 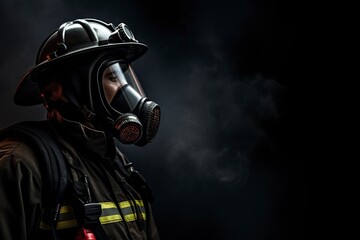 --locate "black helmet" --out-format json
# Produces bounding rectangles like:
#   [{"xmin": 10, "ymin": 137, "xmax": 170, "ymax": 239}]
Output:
[{"xmin": 14, "ymin": 18, "xmax": 148, "ymax": 106}]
